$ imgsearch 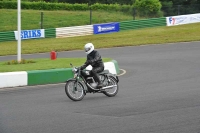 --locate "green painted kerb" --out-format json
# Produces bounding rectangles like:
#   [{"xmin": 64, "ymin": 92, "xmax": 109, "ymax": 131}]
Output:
[
  {"xmin": 27, "ymin": 68, "xmax": 73, "ymax": 85},
  {"xmin": 111, "ymin": 60, "xmax": 120, "ymax": 74}
]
